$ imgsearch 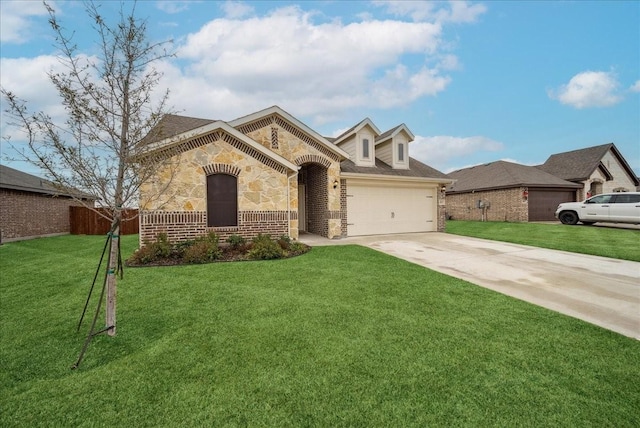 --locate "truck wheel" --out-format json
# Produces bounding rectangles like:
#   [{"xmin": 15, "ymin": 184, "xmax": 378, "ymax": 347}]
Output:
[{"xmin": 559, "ymin": 211, "xmax": 579, "ymax": 225}]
